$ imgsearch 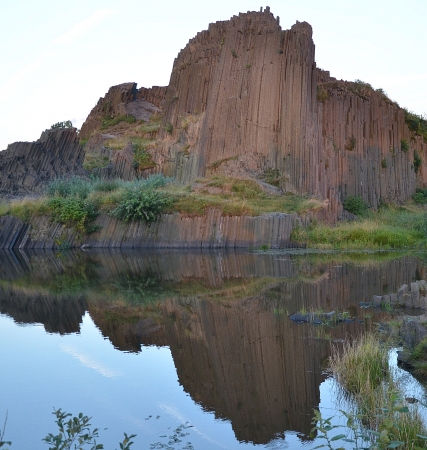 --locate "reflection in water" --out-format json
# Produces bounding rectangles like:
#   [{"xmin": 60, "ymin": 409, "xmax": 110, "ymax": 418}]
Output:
[{"xmin": 0, "ymin": 249, "xmax": 424, "ymax": 445}]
